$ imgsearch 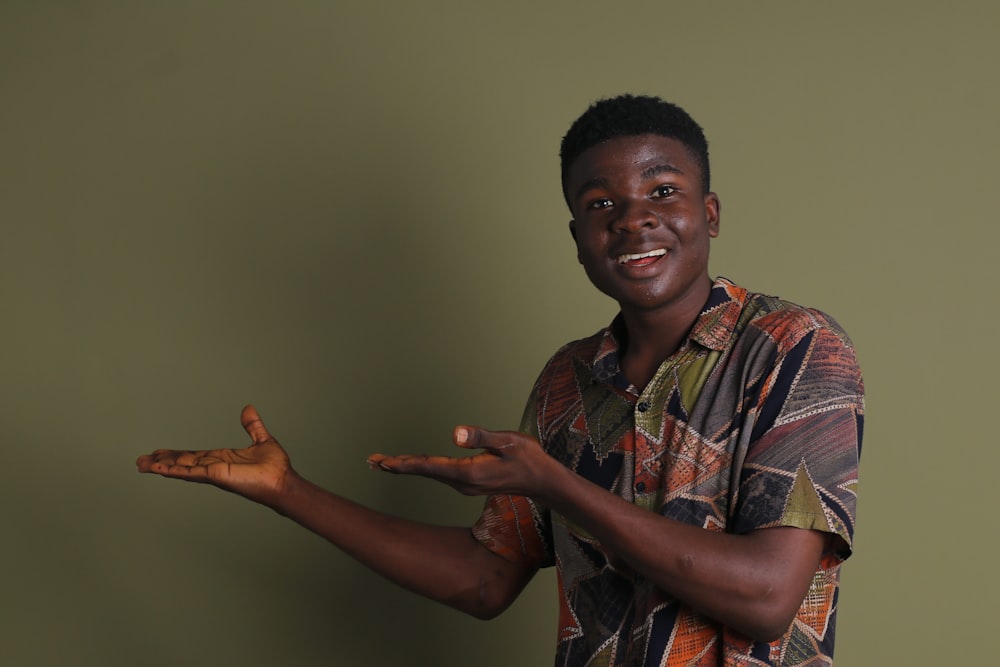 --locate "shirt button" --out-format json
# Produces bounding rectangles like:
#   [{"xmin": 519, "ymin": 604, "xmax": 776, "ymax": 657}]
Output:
[
  {"xmin": 636, "ymin": 401, "xmax": 650, "ymax": 412},
  {"xmin": 636, "ymin": 482, "xmax": 646, "ymax": 492}
]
